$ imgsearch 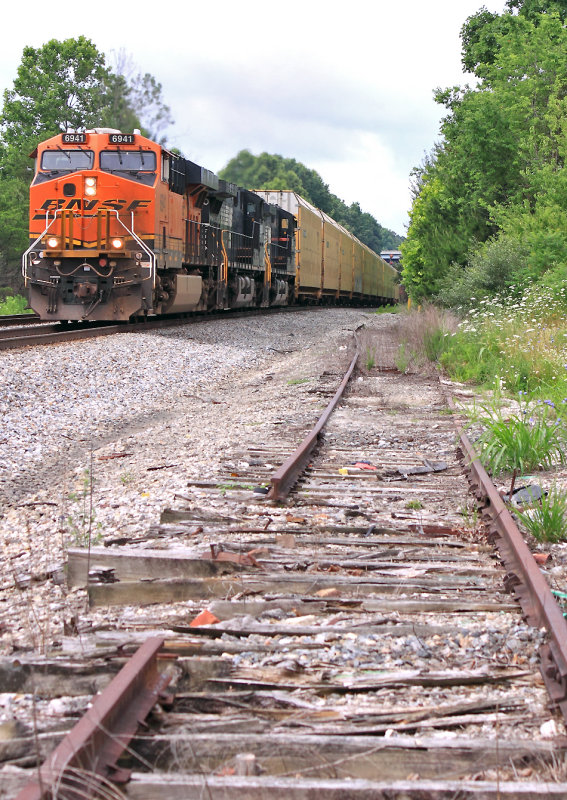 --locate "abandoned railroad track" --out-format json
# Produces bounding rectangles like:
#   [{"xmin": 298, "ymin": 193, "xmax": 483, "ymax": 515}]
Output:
[{"xmin": 2, "ymin": 309, "xmax": 567, "ymax": 799}]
